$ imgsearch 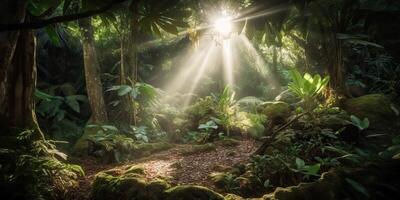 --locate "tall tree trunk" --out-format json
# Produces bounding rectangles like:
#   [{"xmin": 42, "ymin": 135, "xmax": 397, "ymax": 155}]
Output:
[
  {"xmin": 79, "ymin": 18, "xmax": 108, "ymax": 124},
  {"xmin": 0, "ymin": 1, "xmax": 43, "ymax": 140}
]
